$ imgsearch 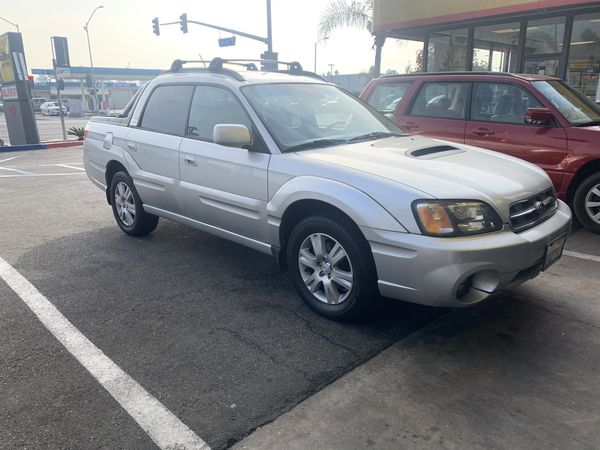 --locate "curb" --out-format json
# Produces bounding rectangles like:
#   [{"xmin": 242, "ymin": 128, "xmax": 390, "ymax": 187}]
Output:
[{"xmin": 0, "ymin": 141, "xmax": 83, "ymax": 153}]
